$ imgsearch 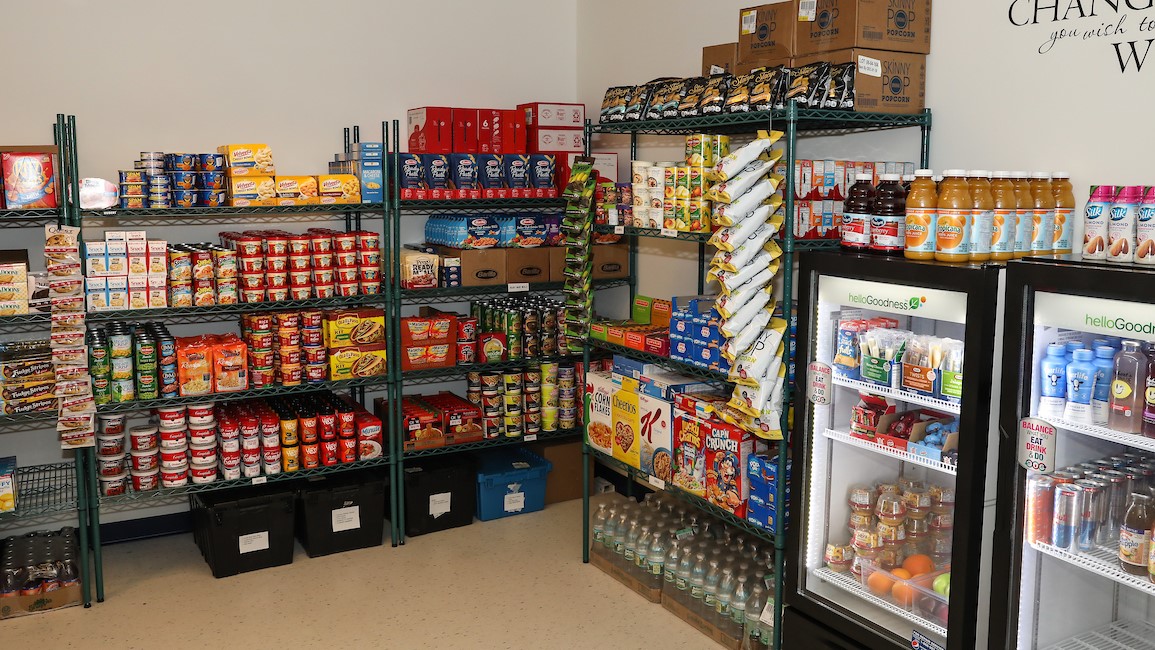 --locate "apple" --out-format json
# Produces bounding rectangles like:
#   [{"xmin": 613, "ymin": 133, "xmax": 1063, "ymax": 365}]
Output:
[
  {"xmin": 931, "ymin": 601, "xmax": 950, "ymax": 626},
  {"xmin": 933, "ymin": 572, "xmax": 951, "ymax": 597}
]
